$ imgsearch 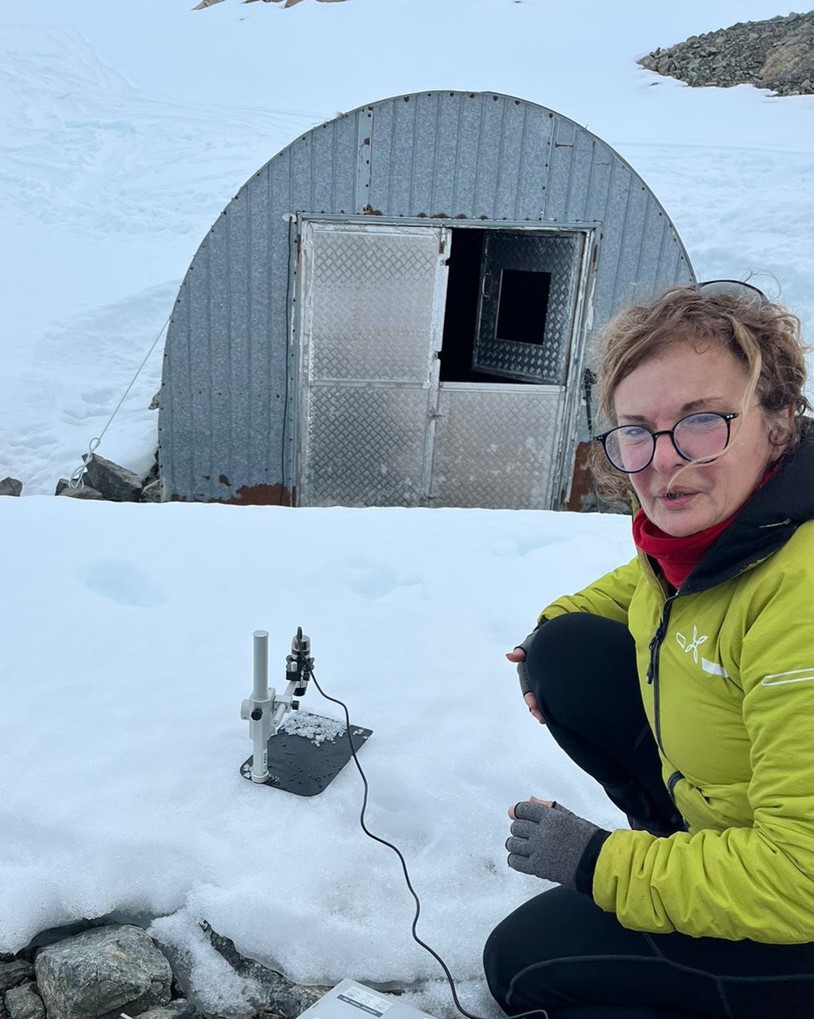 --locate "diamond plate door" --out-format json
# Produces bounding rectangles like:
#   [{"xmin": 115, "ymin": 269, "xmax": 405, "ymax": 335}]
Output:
[
  {"xmin": 473, "ymin": 231, "xmax": 584, "ymax": 383},
  {"xmin": 298, "ymin": 223, "xmax": 448, "ymax": 507},
  {"xmin": 430, "ymin": 384, "xmax": 565, "ymax": 509}
]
